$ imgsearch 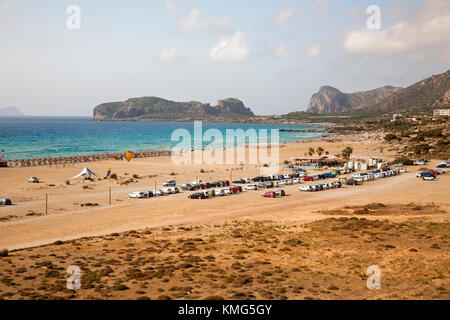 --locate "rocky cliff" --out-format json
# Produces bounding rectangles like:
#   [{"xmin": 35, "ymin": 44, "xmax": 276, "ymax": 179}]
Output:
[
  {"xmin": 306, "ymin": 86, "xmax": 402, "ymax": 113},
  {"xmin": 93, "ymin": 97, "xmax": 254, "ymax": 121},
  {"xmin": 366, "ymin": 69, "xmax": 450, "ymax": 114}
]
